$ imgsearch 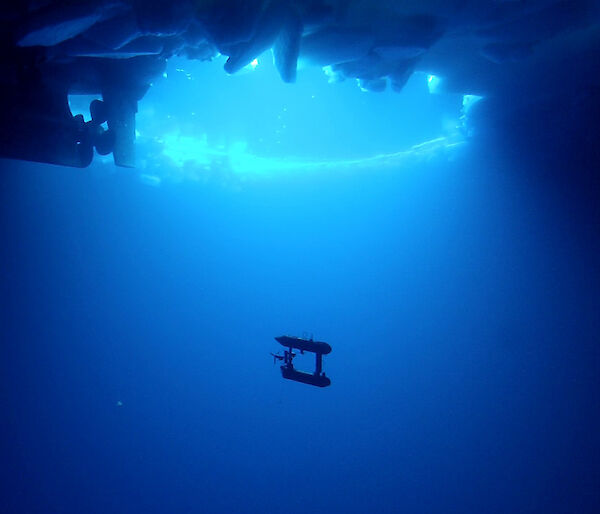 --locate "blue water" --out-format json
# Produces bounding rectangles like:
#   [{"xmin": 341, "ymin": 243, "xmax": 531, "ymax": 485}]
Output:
[{"xmin": 1, "ymin": 56, "xmax": 599, "ymax": 513}]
